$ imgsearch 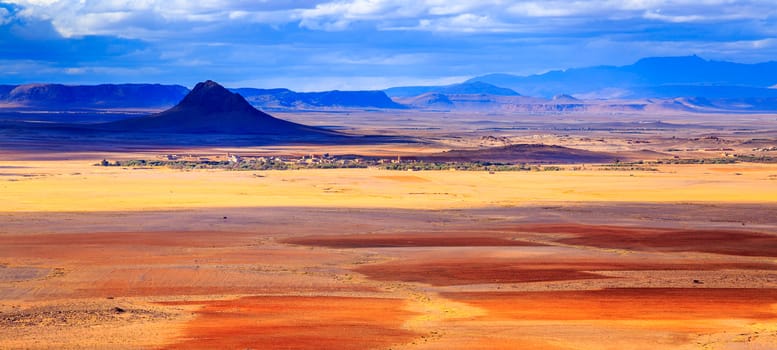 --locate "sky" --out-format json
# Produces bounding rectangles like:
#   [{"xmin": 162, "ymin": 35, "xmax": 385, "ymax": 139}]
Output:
[{"xmin": 1, "ymin": 0, "xmax": 776, "ymax": 91}]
